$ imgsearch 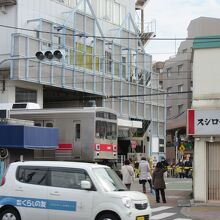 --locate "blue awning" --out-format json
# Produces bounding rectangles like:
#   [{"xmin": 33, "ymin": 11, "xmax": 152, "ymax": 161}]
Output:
[{"xmin": 0, "ymin": 125, "xmax": 59, "ymax": 149}]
